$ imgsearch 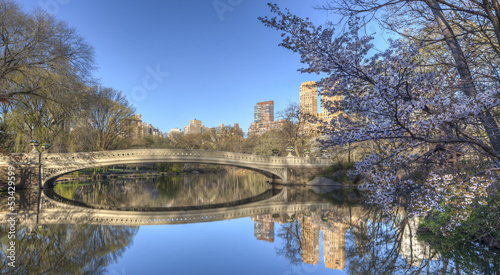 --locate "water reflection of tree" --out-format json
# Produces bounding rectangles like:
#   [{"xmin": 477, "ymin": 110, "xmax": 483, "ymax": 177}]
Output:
[
  {"xmin": 55, "ymin": 172, "xmax": 270, "ymax": 208},
  {"xmin": 419, "ymin": 230, "xmax": 500, "ymax": 274},
  {"xmin": 344, "ymin": 208, "xmax": 497, "ymax": 275},
  {"xmin": 0, "ymin": 224, "xmax": 138, "ymax": 274},
  {"xmin": 155, "ymin": 176, "xmax": 181, "ymax": 200},
  {"xmin": 344, "ymin": 209, "xmax": 409, "ymax": 275},
  {"xmin": 273, "ymin": 205, "xmax": 498, "ymax": 274},
  {"xmin": 276, "ymin": 218, "xmax": 302, "ymax": 265}
]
